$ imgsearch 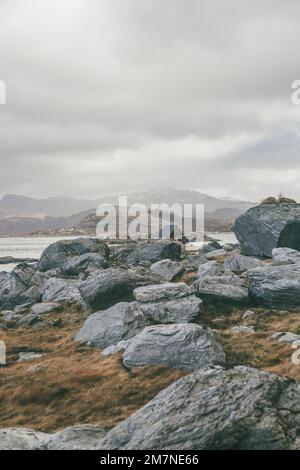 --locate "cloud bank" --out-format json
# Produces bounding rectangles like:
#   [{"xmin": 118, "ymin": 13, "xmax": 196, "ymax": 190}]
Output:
[{"xmin": 0, "ymin": 0, "xmax": 300, "ymax": 200}]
